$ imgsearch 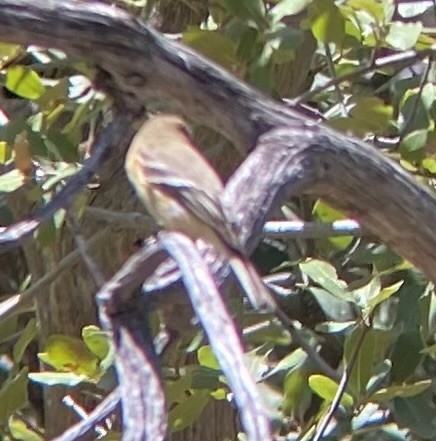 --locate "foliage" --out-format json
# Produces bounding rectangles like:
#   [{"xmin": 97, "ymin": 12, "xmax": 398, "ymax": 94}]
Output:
[{"xmin": 0, "ymin": 0, "xmax": 435, "ymax": 440}]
